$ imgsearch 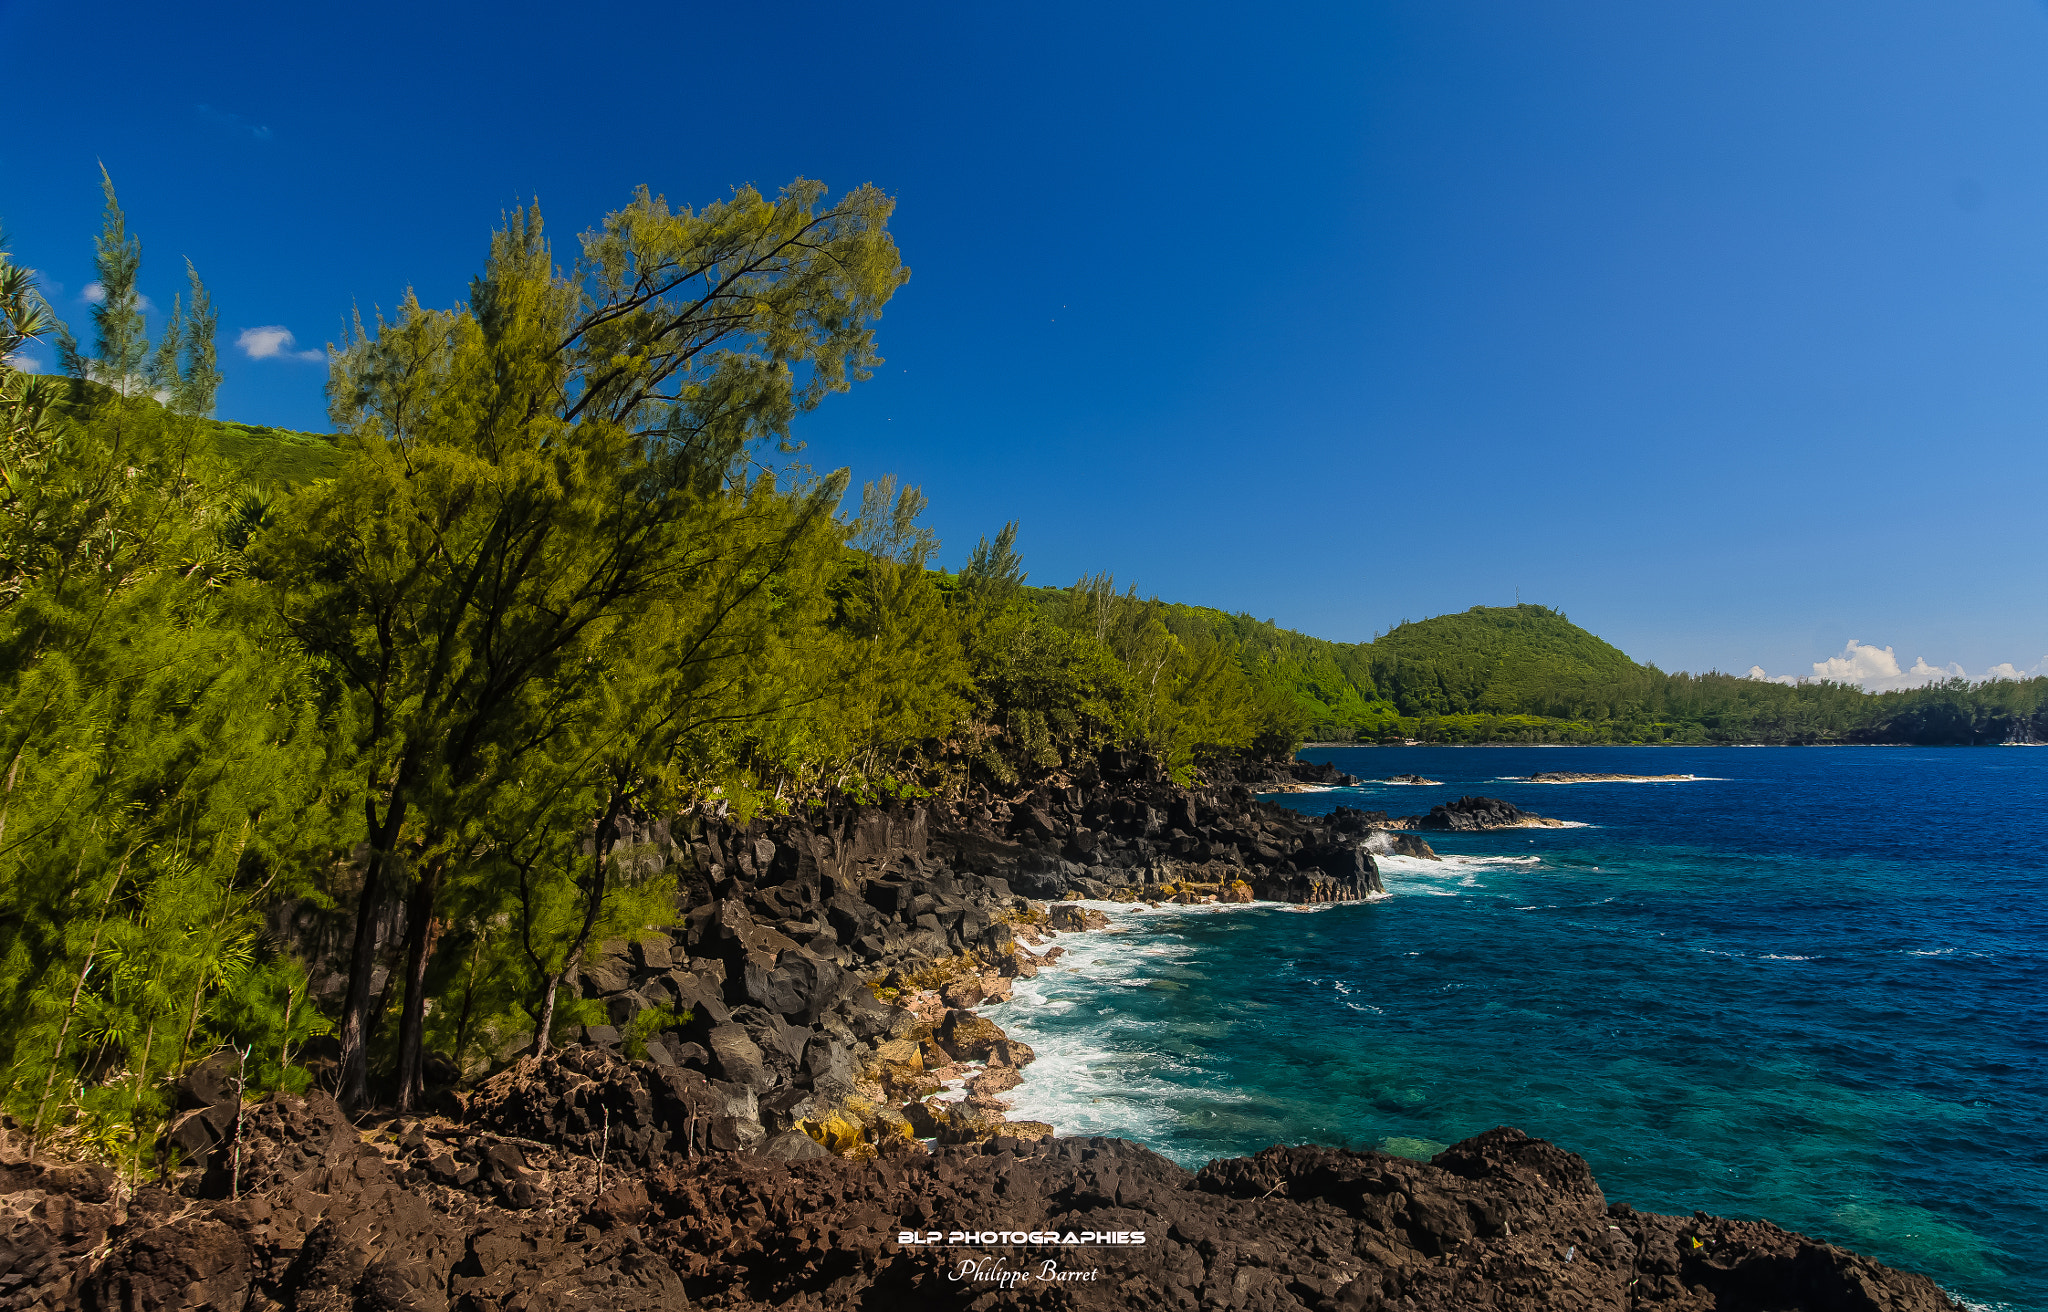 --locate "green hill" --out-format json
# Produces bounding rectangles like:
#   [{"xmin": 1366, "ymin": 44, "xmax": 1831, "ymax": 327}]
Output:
[
  {"xmin": 194, "ymin": 418, "xmax": 344, "ymax": 485},
  {"xmin": 1367, "ymin": 604, "xmax": 1640, "ymax": 719},
  {"xmin": 48, "ymin": 381, "xmax": 344, "ymax": 487},
  {"xmin": 1122, "ymin": 603, "xmax": 1657, "ymax": 743},
  {"xmin": 1159, "ymin": 604, "xmax": 1391, "ymax": 741}
]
